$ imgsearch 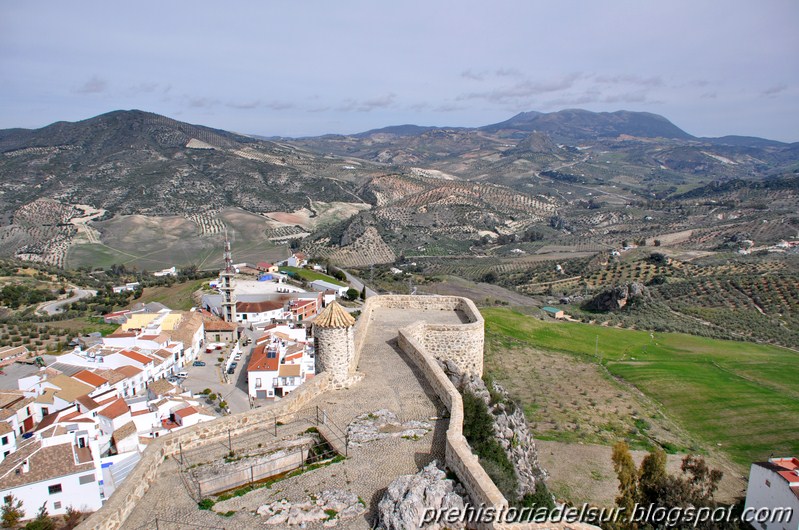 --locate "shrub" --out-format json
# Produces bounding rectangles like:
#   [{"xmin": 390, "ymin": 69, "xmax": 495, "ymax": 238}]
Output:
[
  {"xmin": 198, "ymin": 499, "xmax": 215, "ymax": 510},
  {"xmin": 1, "ymin": 495, "xmax": 24, "ymax": 528}
]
